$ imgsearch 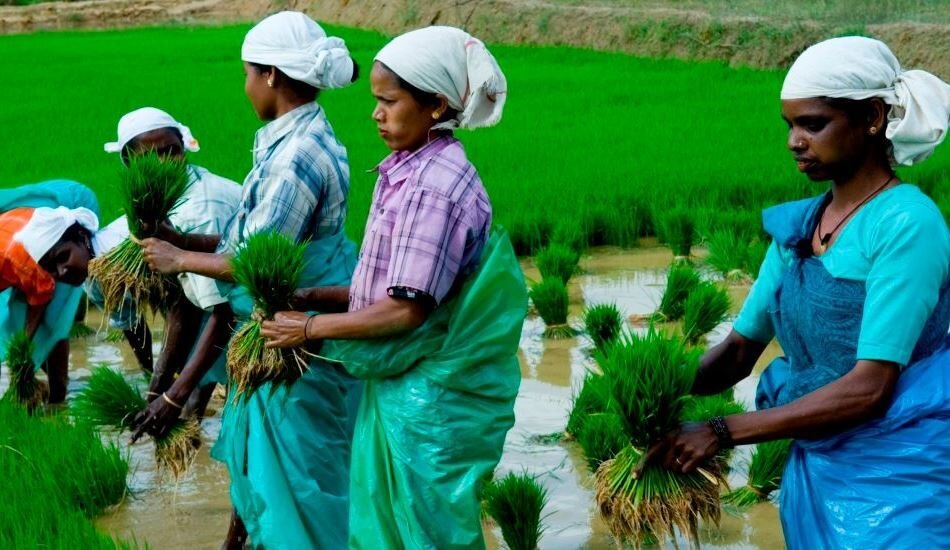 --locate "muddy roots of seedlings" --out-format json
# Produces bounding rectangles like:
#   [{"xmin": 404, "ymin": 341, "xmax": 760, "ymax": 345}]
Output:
[
  {"xmin": 595, "ymin": 446, "xmax": 724, "ymax": 547},
  {"xmin": 154, "ymin": 416, "xmax": 202, "ymax": 478},
  {"xmin": 530, "ymin": 278, "xmax": 577, "ymax": 339},
  {"xmin": 88, "ymin": 239, "xmax": 178, "ymax": 323},
  {"xmin": 227, "ymin": 319, "xmax": 309, "ymax": 400},
  {"xmin": 723, "ymin": 439, "xmax": 792, "ymax": 511}
]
